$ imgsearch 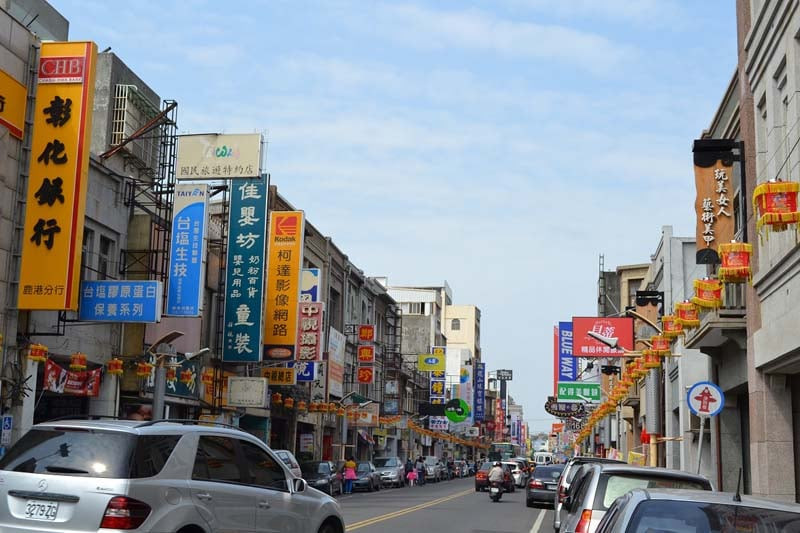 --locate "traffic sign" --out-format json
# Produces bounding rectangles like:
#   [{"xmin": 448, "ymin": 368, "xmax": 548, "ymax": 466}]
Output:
[
  {"xmin": 0, "ymin": 415, "xmax": 12, "ymax": 446},
  {"xmin": 687, "ymin": 381, "xmax": 725, "ymax": 417}
]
